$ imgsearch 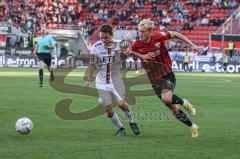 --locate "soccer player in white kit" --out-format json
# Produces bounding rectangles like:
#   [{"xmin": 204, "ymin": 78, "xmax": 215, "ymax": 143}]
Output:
[{"xmin": 86, "ymin": 24, "xmax": 140, "ymax": 136}]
